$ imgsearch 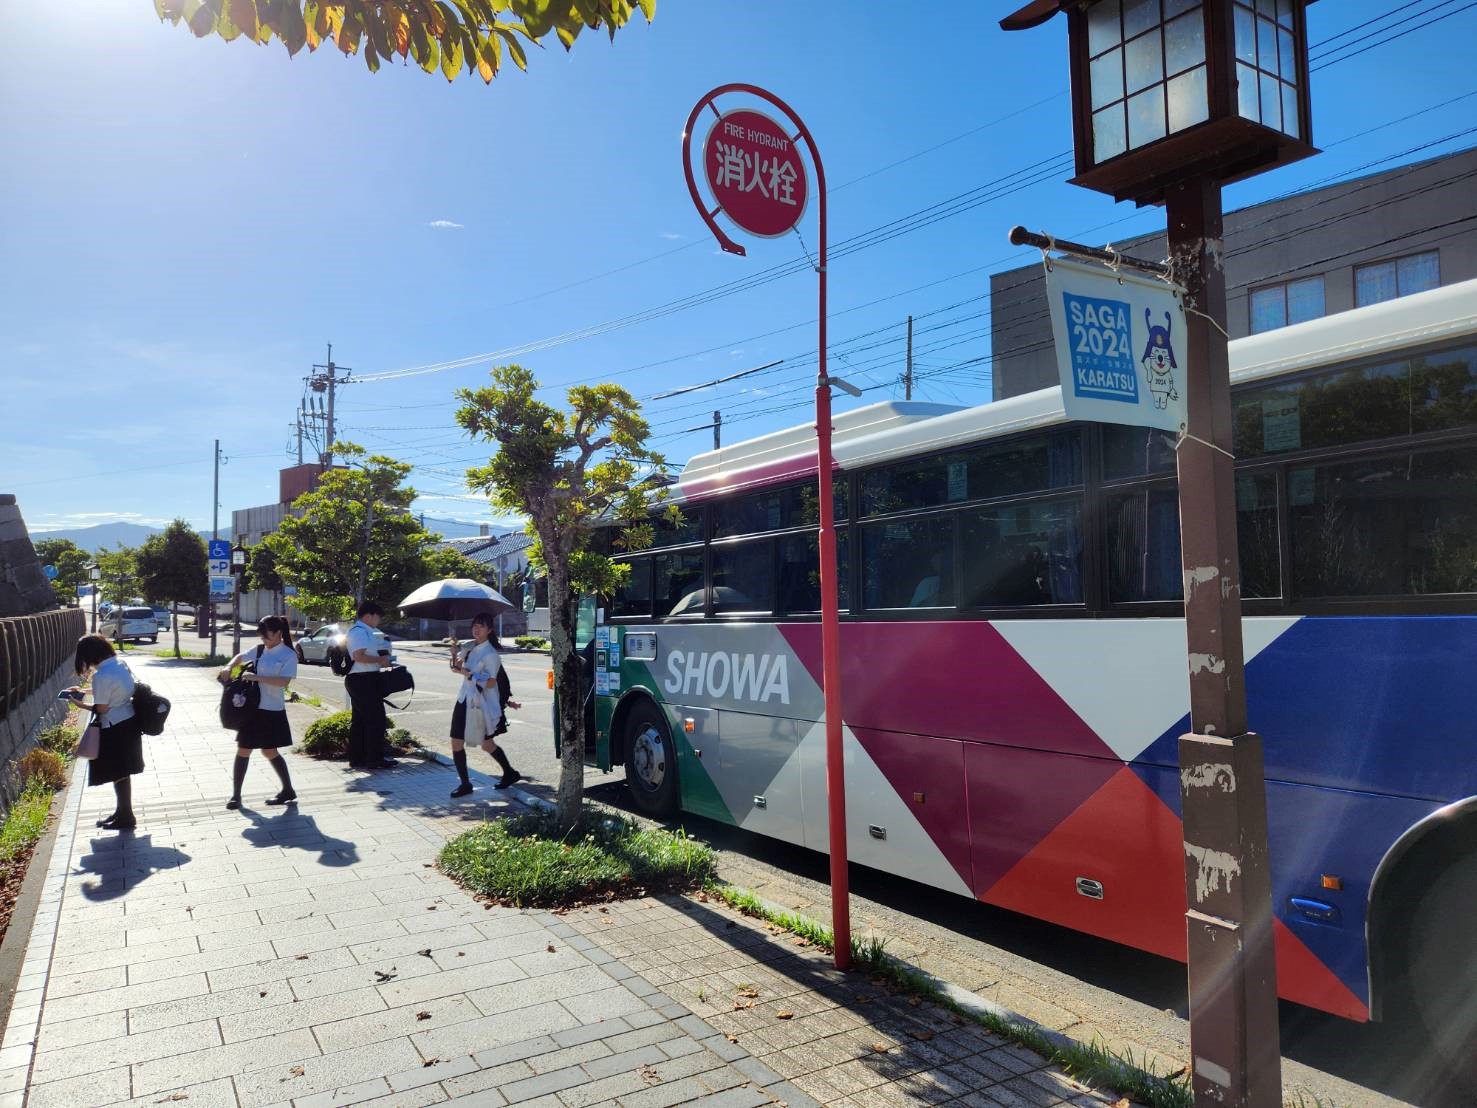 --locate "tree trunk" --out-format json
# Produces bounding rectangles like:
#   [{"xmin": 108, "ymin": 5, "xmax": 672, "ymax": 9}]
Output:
[
  {"xmin": 548, "ymin": 561, "xmax": 585, "ymax": 833},
  {"xmin": 172, "ymin": 600, "xmax": 180, "ymax": 658}
]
